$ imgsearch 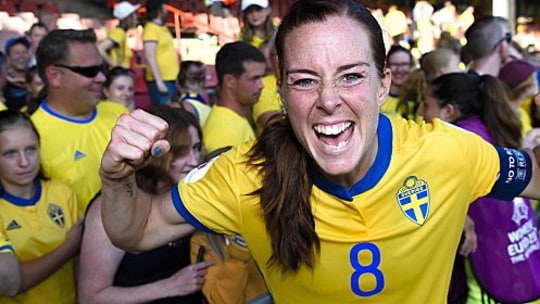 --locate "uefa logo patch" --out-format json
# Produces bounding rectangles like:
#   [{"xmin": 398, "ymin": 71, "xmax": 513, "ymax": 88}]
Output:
[{"xmin": 396, "ymin": 176, "xmax": 430, "ymax": 225}]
